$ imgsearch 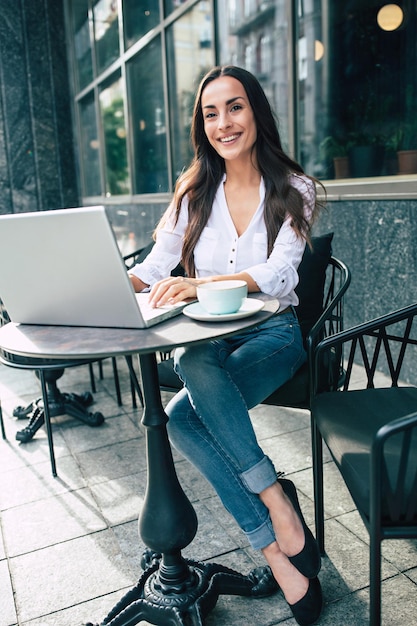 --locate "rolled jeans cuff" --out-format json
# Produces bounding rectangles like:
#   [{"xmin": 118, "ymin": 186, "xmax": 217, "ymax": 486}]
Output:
[
  {"xmin": 245, "ymin": 516, "xmax": 276, "ymax": 550},
  {"xmin": 240, "ymin": 456, "xmax": 277, "ymax": 494}
]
